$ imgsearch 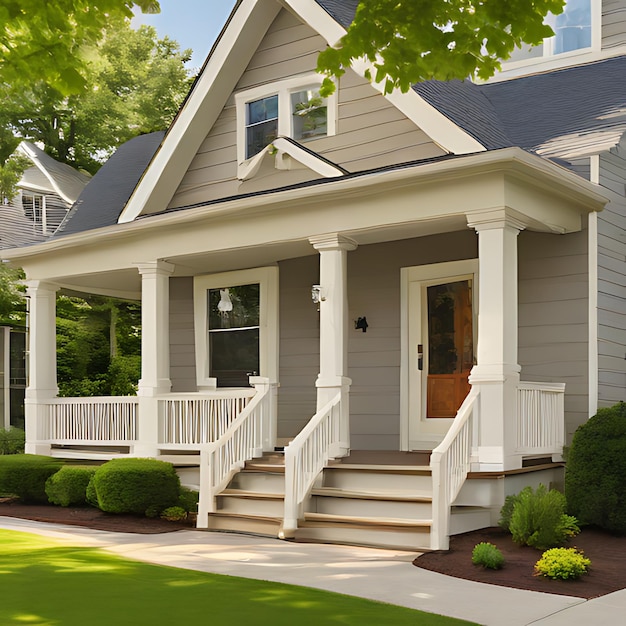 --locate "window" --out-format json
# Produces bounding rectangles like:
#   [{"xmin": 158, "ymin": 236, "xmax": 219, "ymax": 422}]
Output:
[
  {"xmin": 22, "ymin": 193, "xmax": 47, "ymax": 232},
  {"xmin": 236, "ymin": 74, "xmax": 336, "ymax": 163},
  {"xmin": 505, "ymin": 0, "xmax": 594, "ymax": 64},
  {"xmin": 193, "ymin": 267, "xmax": 279, "ymax": 389}
]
